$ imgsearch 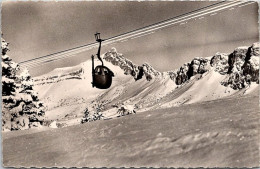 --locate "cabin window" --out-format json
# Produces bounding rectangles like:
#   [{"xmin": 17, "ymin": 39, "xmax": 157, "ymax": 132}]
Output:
[
  {"xmin": 103, "ymin": 68, "xmax": 109, "ymax": 74},
  {"xmin": 95, "ymin": 67, "xmax": 102, "ymax": 75}
]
